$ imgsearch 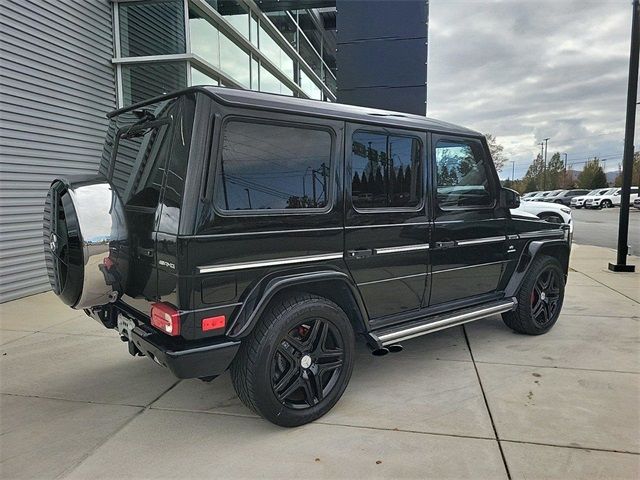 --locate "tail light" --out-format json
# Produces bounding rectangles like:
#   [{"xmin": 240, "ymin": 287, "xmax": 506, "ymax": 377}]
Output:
[{"xmin": 150, "ymin": 302, "xmax": 180, "ymax": 336}]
